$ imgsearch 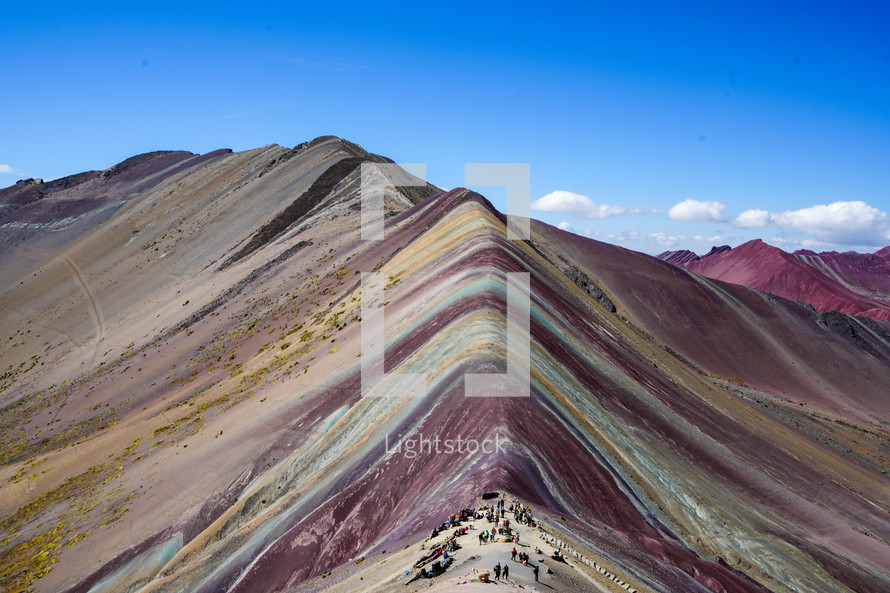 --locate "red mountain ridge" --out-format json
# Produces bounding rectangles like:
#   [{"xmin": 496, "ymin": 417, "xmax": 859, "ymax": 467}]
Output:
[{"xmin": 658, "ymin": 239, "xmax": 890, "ymax": 321}]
